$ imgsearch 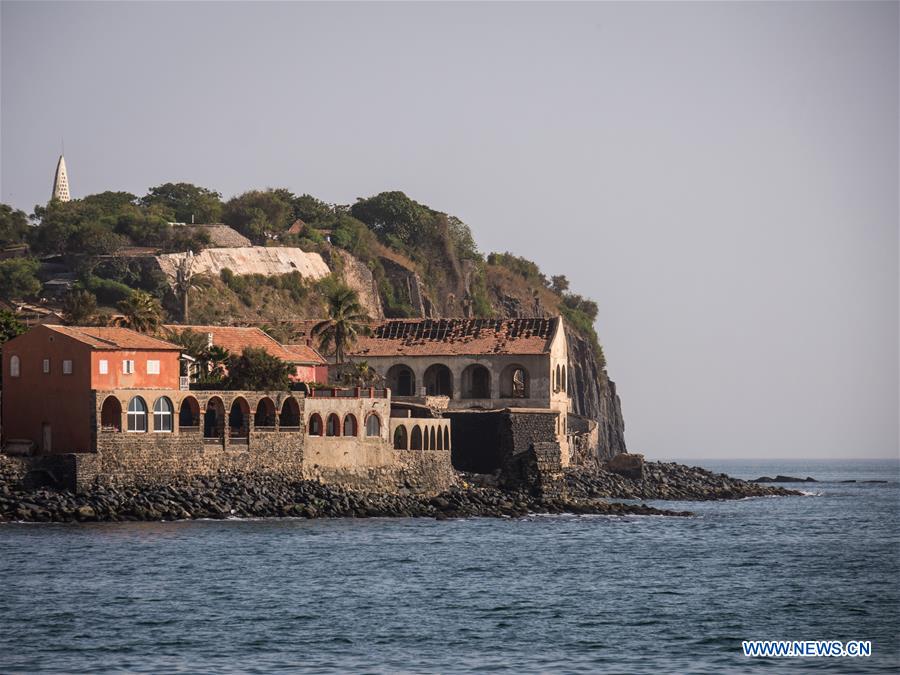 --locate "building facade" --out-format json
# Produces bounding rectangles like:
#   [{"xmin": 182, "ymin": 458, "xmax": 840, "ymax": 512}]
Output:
[
  {"xmin": 349, "ymin": 317, "xmax": 573, "ymax": 463},
  {"xmin": 2, "ymin": 325, "xmax": 183, "ymax": 453}
]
